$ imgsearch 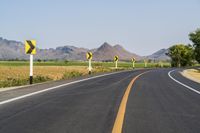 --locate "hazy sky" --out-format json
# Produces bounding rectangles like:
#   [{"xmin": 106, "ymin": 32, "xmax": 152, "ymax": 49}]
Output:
[{"xmin": 0, "ymin": 0, "xmax": 200, "ymax": 55}]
